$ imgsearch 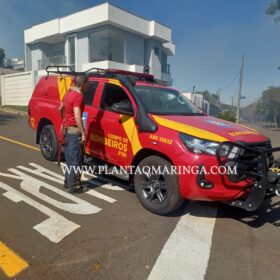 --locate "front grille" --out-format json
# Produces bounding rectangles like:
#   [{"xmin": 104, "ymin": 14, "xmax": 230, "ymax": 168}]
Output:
[
  {"xmin": 241, "ymin": 141, "xmax": 273, "ymax": 168},
  {"xmin": 226, "ymin": 141, "xmax": 273, "ymax": 183}
]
